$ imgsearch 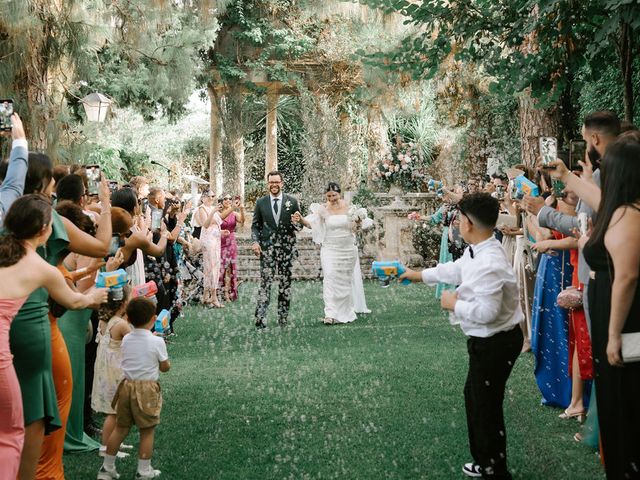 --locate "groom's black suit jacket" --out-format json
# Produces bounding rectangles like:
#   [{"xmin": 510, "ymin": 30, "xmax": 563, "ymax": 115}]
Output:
[{"xmin": 251, "ymin": 193, "xmax": 302, "ymax": 254}]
